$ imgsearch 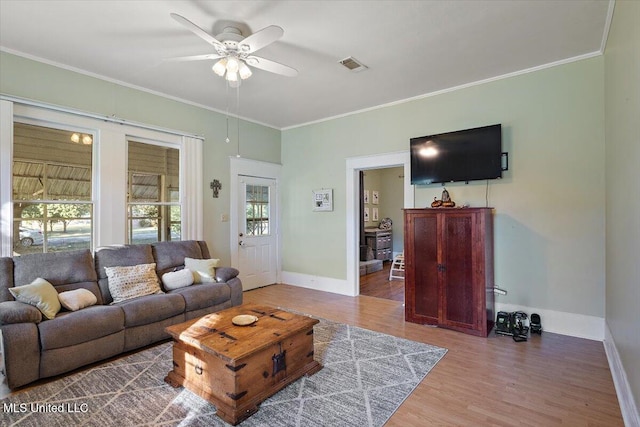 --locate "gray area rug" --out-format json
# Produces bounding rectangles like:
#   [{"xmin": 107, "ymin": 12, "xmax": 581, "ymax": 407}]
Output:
[{"xmin": 1, "ymin": 316, "xmax": 447, "ymax": 426}]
